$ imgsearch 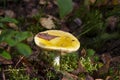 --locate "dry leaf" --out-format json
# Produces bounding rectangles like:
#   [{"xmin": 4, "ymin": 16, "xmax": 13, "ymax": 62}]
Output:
[
  {"xmin": 106, "ymin": 16, "xmax": 118, "ymax": 31},
  {"xmin": 40, "ymin": 16, "xmax": 55, "ymax": 29},
  {"xmin": 27, "ymin": 36, "xmax": 33, "ymax": 43},
  {"xmin": 7, "ymin": 23, "xmax": 18, "ymax": 30},
  {"xmin": 46, "ymin": 1, "xmax": 53, "ymax": 9},
  {"xmin": 27, "ymin": 8, "xmax": 39, "ymax": 17},
  {"xmin": 62, "ymin": 77, "xmax": 68, "ymax": 80},
  {"xmin": 0, "ymin": 9, "xmax": 4, "ymax": 16},
  {"xmin": 39, "ymin": 0, "xmax": 47, "ymax": 5},
  {"xmin": 105, "ymin": 76, "xmax": 112, "ymax": 80},
  {"xmin": 53, "ymin": 0, "xmax": 57, "ymax": 5},
  {"xmin": 86, "ymin": 74, "xmax": 94, "ymax": 80},
  {"xmin": 62, "ymin": 71, "xmax": 78, "ymax": 80},
  {"xmin": 72, "ymin": 61, "xmax": 86, "ymax": 75},
  {"xmin": 95, "ymin": 79, "xmax": 103, "ymax": 80},
  {"xmin": 89, "ymin": 0, "xmax": 96, "ymax": 4},
  {"xmin": 98, "ymin": 53, "xmax": 112, "ymax": 74},
  {"xmin": 0, "ymin": 56, "xmax": 13, "ymax": 65},
  {"xmin": 5, "ymin": 10, "xmax": 16, "ymax": 18},
  {"xmin": 37, "ymin": 33, "xmax": 59, "ymax": 41},
  {"xmin": 111, "ymin": 56, "xmax": 120, "ymax": 63},
  {"xmin": 101, "ymin": 53, "xmax": 112, "ymax": 64},
  {"xmin": 0, "ymin": 42, "xmax": 7, "ymax": 49},
  {"xmin": 110, "ymin": 56, "xmax": 120, "ymax": 75},
  {"xmin": 81, "ymin": 48, "xmax": 86, "ymax": 57},
  {"xmin": 74, "ymin": 18, "xmax": 82, "ymax": 26}
]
